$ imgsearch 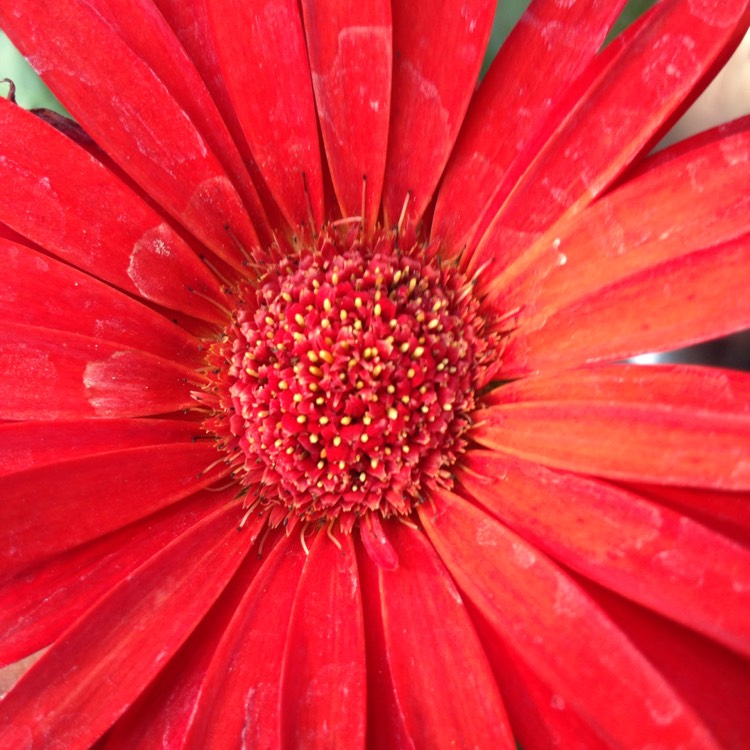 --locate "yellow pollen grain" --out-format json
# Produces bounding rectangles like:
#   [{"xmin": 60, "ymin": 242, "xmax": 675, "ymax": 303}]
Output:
[
  {"xmin": 354, "ymin": 297, "xmax": 362, "ymax": 308},
  {"xmin": 360, "ymin": 433, "xmax": 369, "ymax": 443},
  {"xmin": 427, "ymin": 319, "xmax": 440, "ymax": 330},
  {"xmin": 279, "ymin": 380, "xmax": 289, "ymax": 390},
  {"xmin": 387, "ymin": 385, "xmax": 395, "ymax": 394},
  {"xmin": 294, "ymin": 313, "xmax": 305, "ymax": 326},
  {"xmin": 309, "ymin": 433, "xmax": 319, "ymax": 444},
  {"xmin": 333, "ymin": 436, "xmax": 342, "ymax": 447},
  {"xmin": 309, "ymin": 366, "xmax": 323, "ymax": 377},
  {"xmin": 296, "ymin": 414, "xmax": 307, "ymax": 424},
  {"xmin": 315, "ymin": 396, "xmax": 324, "ymax": 406},
  {"xmin": 264, "ymin": 315, "xmax": 274, "ymax": 325},
  {"xmin": 340, "ymin": 309, "xmax": 348, "ymax": 321},
  {"xmin": 323, "ymin": 298, "xmax": 332, "ymax": 312},
  {"xmin": 307, "ymin": 350, "xmax": 319, "ymax": 363},
  {"xmin": 359, "ymin": 472, "xmax": 367, "ymax": 483},
  {"xmin": 400, "ymin": 342, "xmax": 410, "ymax": 353},
  {"xmin": 372, "ymin": 364, "xmax": 383, "ymax": 377},
  {"xmin": 374, "ymin": 303, "xmax": 382, "ymax": 317},
  {"xmin": 332, "ymin": 272, "xmax": 339, "ymax": 284},
  {"xmin": 388, "ymin": 407, "xmax": 398, "ymax": 420},
  {"xmin": 442, "ymin": 403, "xmax": 453, "ymax": 411},
  {"xmin": 319, "ymin": 416, "xmax": 330, "ymax": 425},
  {"xmin": 293, "ymin": 393, "xmax": 303, "ymax": 403},
  {"xmin": 320, "ymin": 349, "xmax": 334, "ymax": 364},
  {"xmin": 354, "ymin": 320, "xmax": 362, "ymax": 330},
  {"xmin": 407, "ymin": 368, "xmax": 415, "ymax": 378},
  {"xmin": 370, "ymin": 458, "xmax": 379, "ymax": 469},
  {"xmin": 341, "ymin": 416, "xmax": 352, "ymax": 426},
  {"xmin": 413, "ymin": 346, "xmax": 425, "ymax": 358},
  {"xmin": 321, "ymin": 319, "xmax": 331, "ymax": 329},
  {"xmin": 363, "ymin": 415, "xmax": 372, "ymax": 426}
]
